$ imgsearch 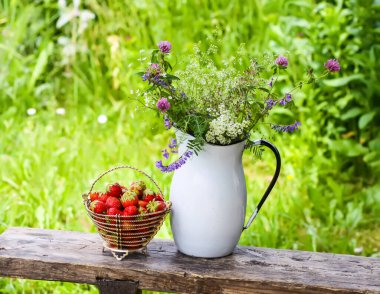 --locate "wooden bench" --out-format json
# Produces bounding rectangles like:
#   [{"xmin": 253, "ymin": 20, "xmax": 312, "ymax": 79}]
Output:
[{"xmin": 0, "ymin": 227, "xmax": 379, "ymax": 293}]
